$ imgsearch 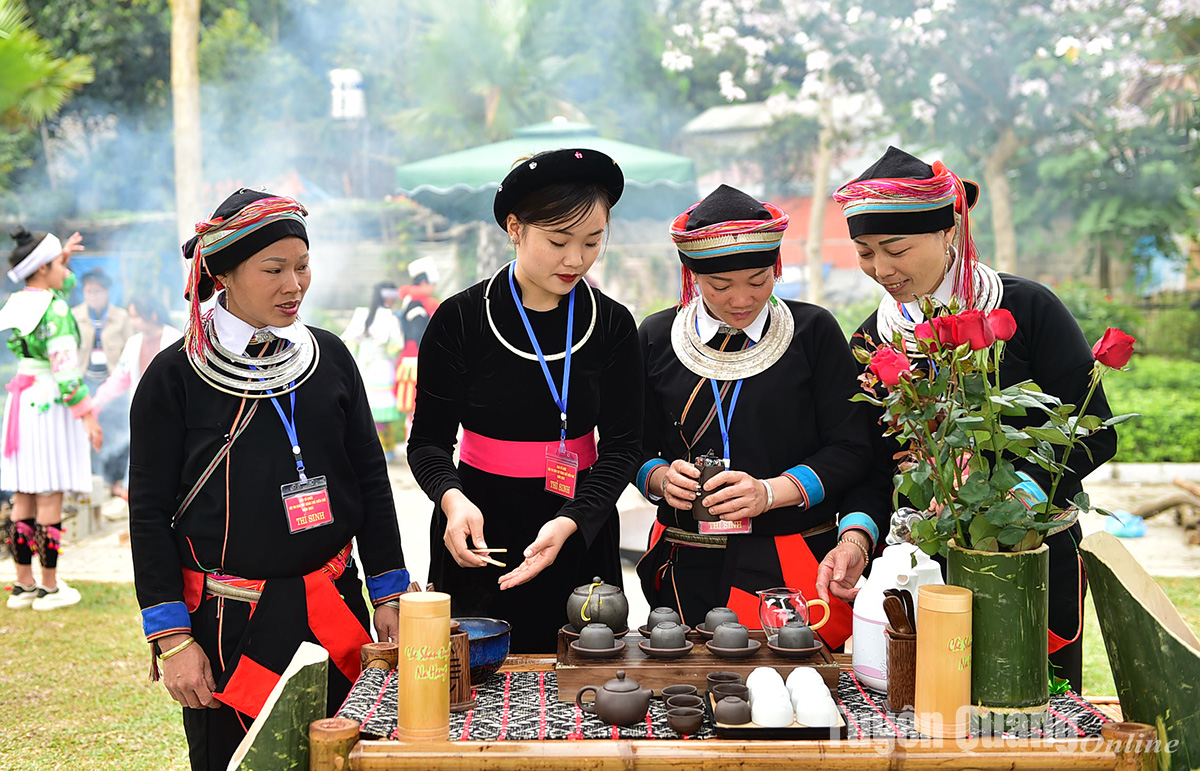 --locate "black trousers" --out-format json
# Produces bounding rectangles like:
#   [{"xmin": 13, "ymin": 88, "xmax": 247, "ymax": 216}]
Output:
[{"xmin": 180, "ymin": 570, "xmax": 370, "ymax": 771}]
